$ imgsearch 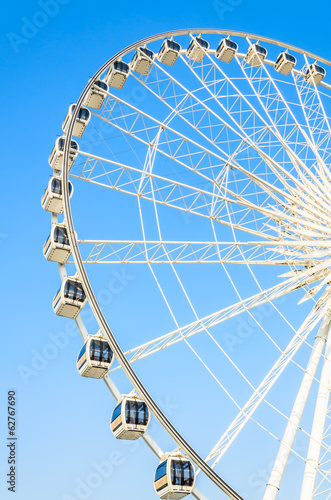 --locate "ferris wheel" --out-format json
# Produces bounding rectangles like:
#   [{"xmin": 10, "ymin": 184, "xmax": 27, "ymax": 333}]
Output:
[{"xmin": 42, "ymin": 29, "xmax": 331, "ymax": 499}]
